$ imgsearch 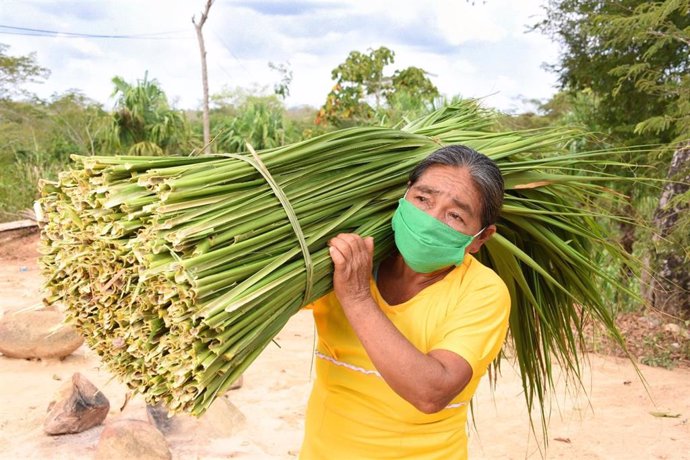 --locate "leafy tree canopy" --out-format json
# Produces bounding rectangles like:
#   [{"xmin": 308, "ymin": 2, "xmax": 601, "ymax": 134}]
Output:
[
  {"xmin": 0, "ymin": 43, "xmax": 50, "ymax": 100},
  {"xmin": 268, "ymin": 61, "xmax": 293, "ymax": 100},
  {"xmin": 108, "ymin": 72, "xmax": 189, "ymax": 155},
  {"xmin": 317, "ymin": 47, "xmax": 439, "ymax": 127},
  {"xmin": 211, "ymin": 89, "xmax": 287, "ymax": 152},
  {"xmin": 535, "ymin": 0, "xmax": 690, "ymax": 143}
]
